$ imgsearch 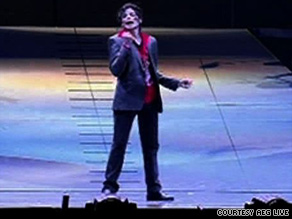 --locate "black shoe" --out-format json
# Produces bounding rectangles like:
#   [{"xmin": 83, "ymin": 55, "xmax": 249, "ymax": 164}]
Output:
[{"xmin": 147, "ymin": 192, "xmax": 174, "ymax": 201}]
